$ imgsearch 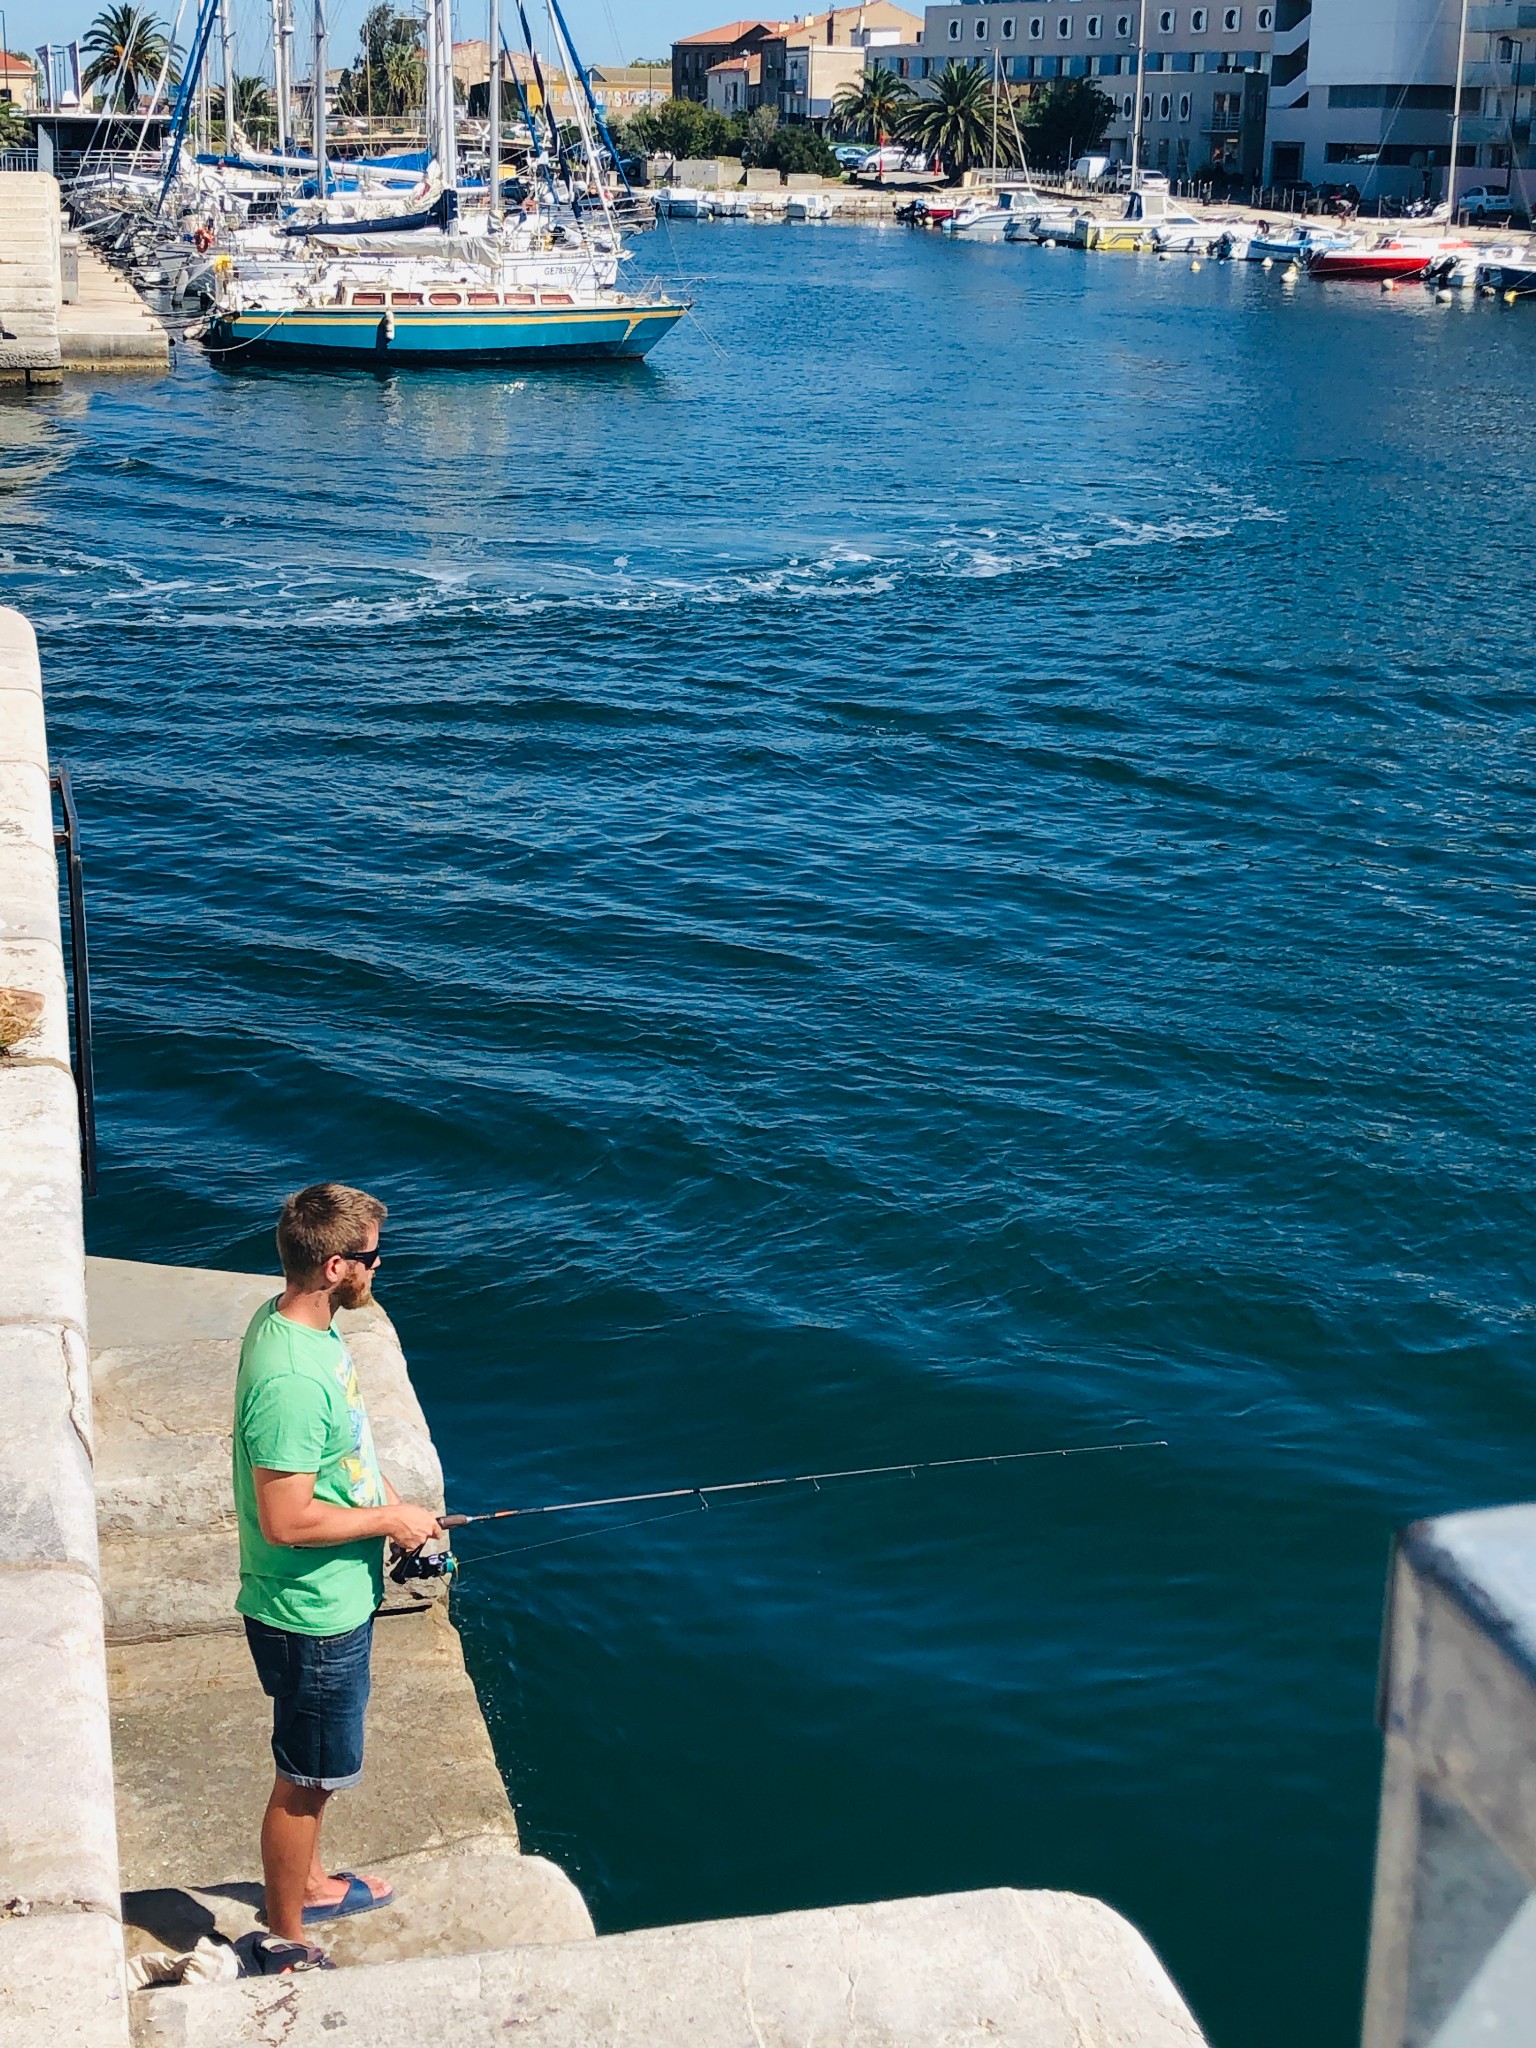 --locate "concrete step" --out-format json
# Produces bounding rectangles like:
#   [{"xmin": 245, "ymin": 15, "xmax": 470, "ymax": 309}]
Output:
[{"xmin": 127, "ymin": 1888, "xmax": 1210, "ymax": 2048}]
